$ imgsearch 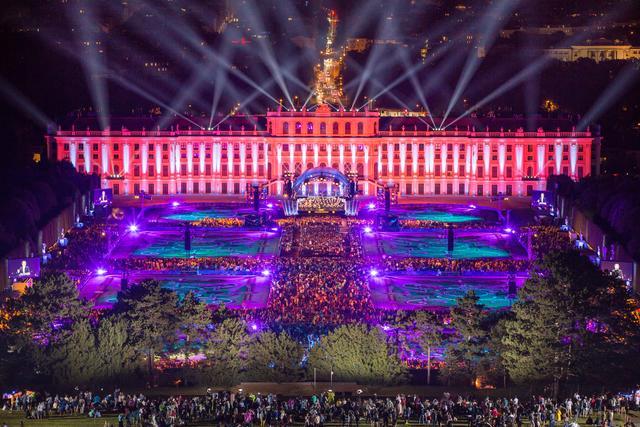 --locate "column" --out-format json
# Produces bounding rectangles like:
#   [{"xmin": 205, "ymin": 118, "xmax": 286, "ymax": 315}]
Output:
[
  {"xmin": 276, "ymin": 144, "xmax": 283, "ymax": 193},
  {"xmin": 83, "ymin": 141, "xmax": 91, "ymax": 173},
  {"xmin": 351, "ymin": 144, "xmax": 357, "ymax": 169},
  {"xmin": 240, "ymin": 142, "xmax": 246, "ymax": 175},
  {"xmin": 364, "ymin": 145, "xmax": 370, "ymax": 195},
  {"xmin": 471, "ymin": 143, "xmax": 478, "ymax": 178},
  {"xmin": 227, "ymin": 142, "xmax": 233, "ymax": 175},
  {"xmin": 156, "ymin": 143, "xmax": 162, "ymax": 176},
  {"xmin": 187, "ymin": 142, "xmax": 193, "ymax": 174},
  {"xmin": 515, "ymin": 144, "xmax": 523, "ymax": 178},
  {"xmin": 263, "ymin": 142, "xmax": 269, "ymax": 178},
  {"xmin": 537, "ymin": 144, "xmax": 545, "ymax": 177},
  {"xmin": 399, "ymin": 143, "xmax": 406, "ymax": 177},
  {"xmin": 289, "ymin": 143, "xmax": 294, "ymax": 170},
  {"xmin": 570, "ymin": 143, "xmax": 578, "ymax": 178},
  {"xmin": 483, "ymin": 143, "xmax": 490, "ymax": 179},
  {"xmin": 101, "ymin": 142, "xmax": 109, "ymax": 176},
  {"xmin": 141, "ymin": 143, "xmax": 148, "ymax": 175},
  {"xmin": 554, "ymin": 142, "xmax": 563, "ymax": 175},
  {"xmin": 498, "ymin": 143, "xmax": 506, "ymax": 178},
  {"xmin": 301, "ymin": 143, "xmax": 307, "ymax": 170},
  {"xmin": 327, "ymin": 144, "xmax": 332, "ymax": 166},
  {"xmin": 69, "ymin": 142, "xmax": 77, "ymax": 168},
  {"xmin": 441, "ymin": 142, "xmax": 447, "ymax": 176},
  {"xmin": 465, "ymin": 144, "xmax": 471, "ymax": 176},
  {"xmin": 377, "ymin": 146, "xmax": 383, "ymax": 176},
  {"xmin": 387, "ymin": 142, "xmax": 394, "ymax": 177},
  {"xmin": 175, "ymin": 143, "xmax": 181, "ymax": 194},
  {"xmin": 339, "ymin": 144, "xmax": 345, "ymax": 171},
  {"xmin": 252, "ymin": 142, "xmax": 259, "ymax": 175},
  {"xmin": 313, "ymin": 144, "xmax": 319, "ymax": 166},
  {"xmin": 453, "ymin": 143, "xmax": 460, "ymax": 177}
]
